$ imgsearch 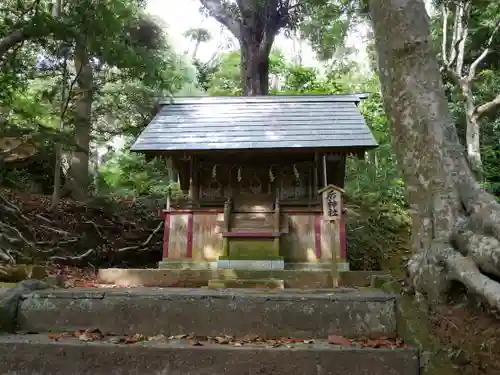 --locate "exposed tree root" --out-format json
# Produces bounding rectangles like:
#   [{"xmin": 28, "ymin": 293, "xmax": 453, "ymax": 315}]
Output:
[
  {"xmin": 0, "ymin": 189, "xmax": 164, "ymax": 268},
  {"xmin": 49, "ymin": 249, "xmax": 96, "ymax": 266},
  {"xmin": 440, "ymin": 249, "xmax": 500, "ymax": 310},
  {"xmin": 408, "ymin": 184, "xmax": 500, "ymax": 310},
  {"xmin": 116, "ymin": 221, "xmax": 163, "ymax": 253}
]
